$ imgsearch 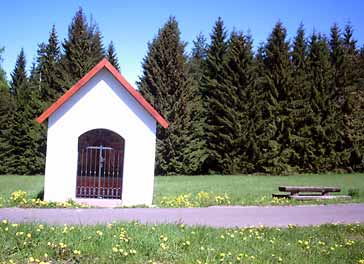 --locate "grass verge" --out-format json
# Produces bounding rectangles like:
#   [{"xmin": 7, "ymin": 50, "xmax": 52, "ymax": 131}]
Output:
[
  {"xmin": 0, "ymin": 220, "xmax": 363, "ymax": 263},
  {"xmin": 0, "ymin": 174, "xmax": 364, "ymax": 207}
]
